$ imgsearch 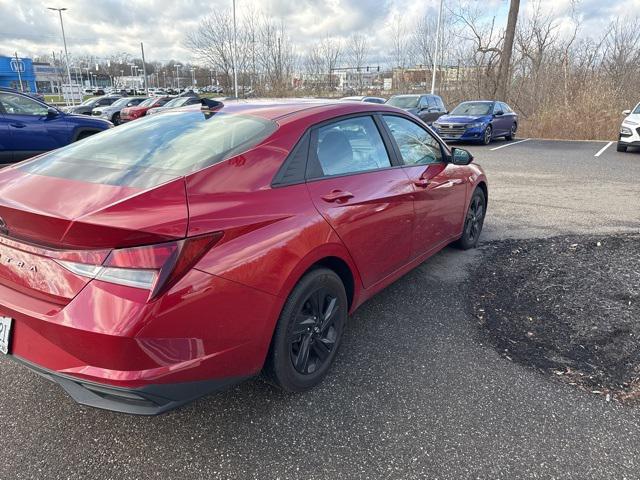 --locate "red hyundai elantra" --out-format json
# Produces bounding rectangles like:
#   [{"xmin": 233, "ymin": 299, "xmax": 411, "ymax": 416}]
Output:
[{"xmin": 0, "ymin": 100, "xmax": 487, "ymax": 414}]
